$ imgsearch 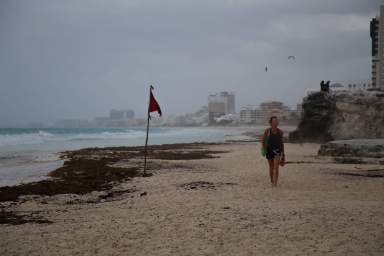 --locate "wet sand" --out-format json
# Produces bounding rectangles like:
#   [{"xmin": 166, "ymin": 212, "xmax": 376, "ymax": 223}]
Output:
[{"xmin": 1, "ymin": 142, "xmax": 384, "ymax": 255}]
